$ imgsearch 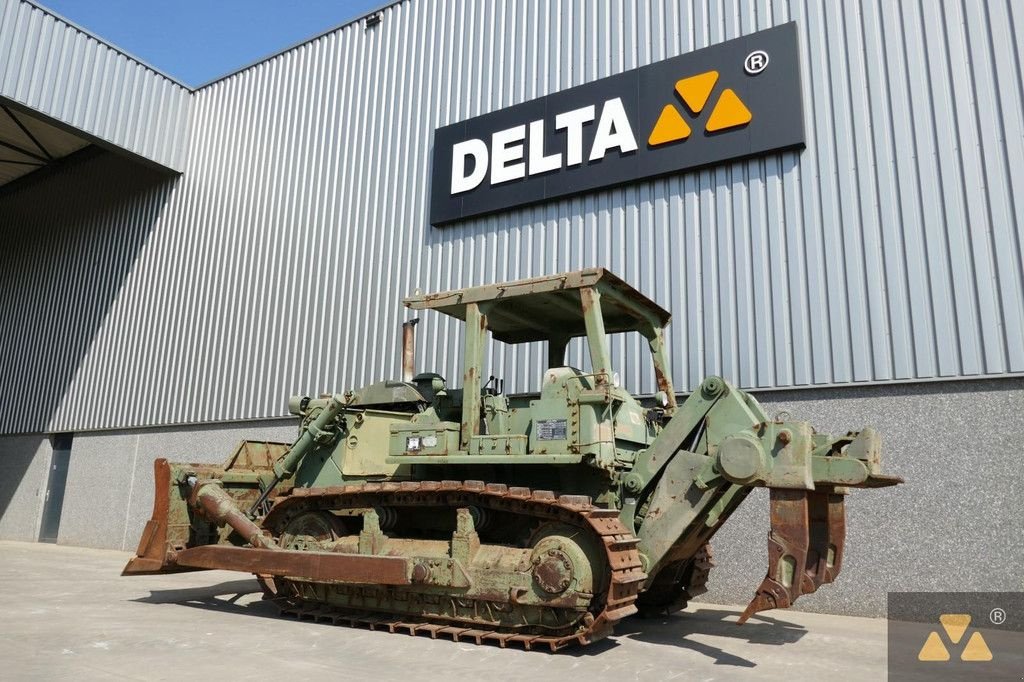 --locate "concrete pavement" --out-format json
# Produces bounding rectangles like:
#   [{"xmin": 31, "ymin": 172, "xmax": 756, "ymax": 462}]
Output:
[{"xmin": 1, "ymin": 541, "xmax": 888, "ymax": 681}]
